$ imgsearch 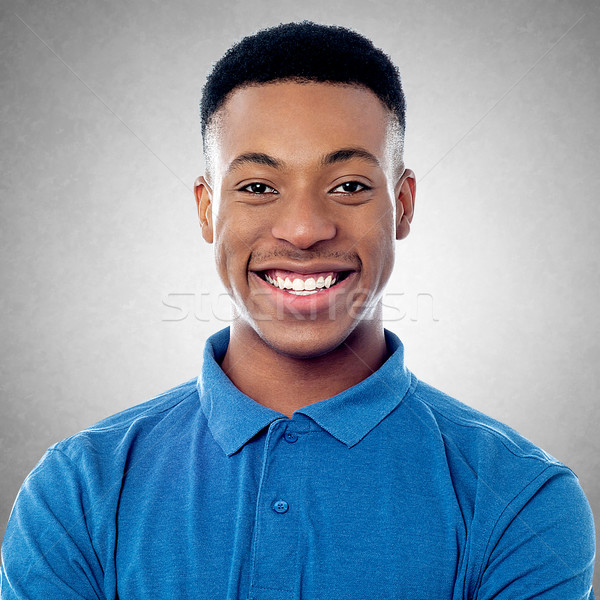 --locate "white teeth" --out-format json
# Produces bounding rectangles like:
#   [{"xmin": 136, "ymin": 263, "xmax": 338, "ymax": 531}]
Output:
[{"xmin": 263, "ymin": 272, "xmax": 342, "ymax": 292}]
